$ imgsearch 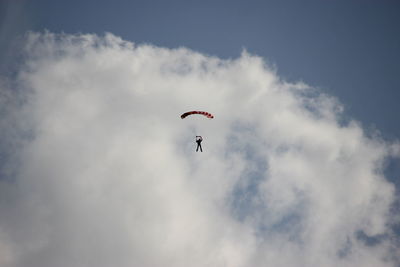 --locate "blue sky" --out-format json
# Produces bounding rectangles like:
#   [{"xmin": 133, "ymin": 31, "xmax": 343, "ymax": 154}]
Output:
[
  {"xmin": 4, "ymin": 0, "xmax": 399, "ymax": 138},
  {"xmin": 1, "ymin": 1, "xmax": 400, "ymax": 266}
]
